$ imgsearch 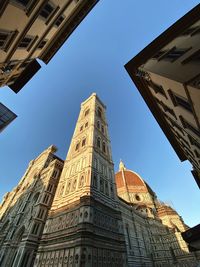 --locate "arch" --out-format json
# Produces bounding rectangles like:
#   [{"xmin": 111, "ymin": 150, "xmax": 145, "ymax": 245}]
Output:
[
  {"xmin": 82, "ymin": 138, "xmax": 86, "ymax": 147},
  {"xmin": 33, "ymin": 192, "xmax": 40, "ymax": 203},
  {"xmin": 102, "ymin": 141, "xmax": 106, "ymax": 153},
  {"xmin": 97, "ymin": 121, "xmax": 100, "ymax": 129},
  {"xmin": 0, "ymin": 220, "xmax": 9, "ymax": 233},
  {"xmin": 79, "ymin": 175, "xmax": 84, "ymax": 187},
  {"xmin": 97, "ymin": 137, "xmax": 101, "ymax": 149},
  {"xmin": 14, "ymin": 225, "xmax": 25, "ymax": 242},
  {"xmin": 84, "ymin": 109, "xmax": 90, "ymax": 117},
  {"xmin": 75, "ymin": 142, "xmax": 80, "ymax": 151},
  {"xmin": 97, "ymin": 107, "xmax": 102, "ymax": 118}
]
